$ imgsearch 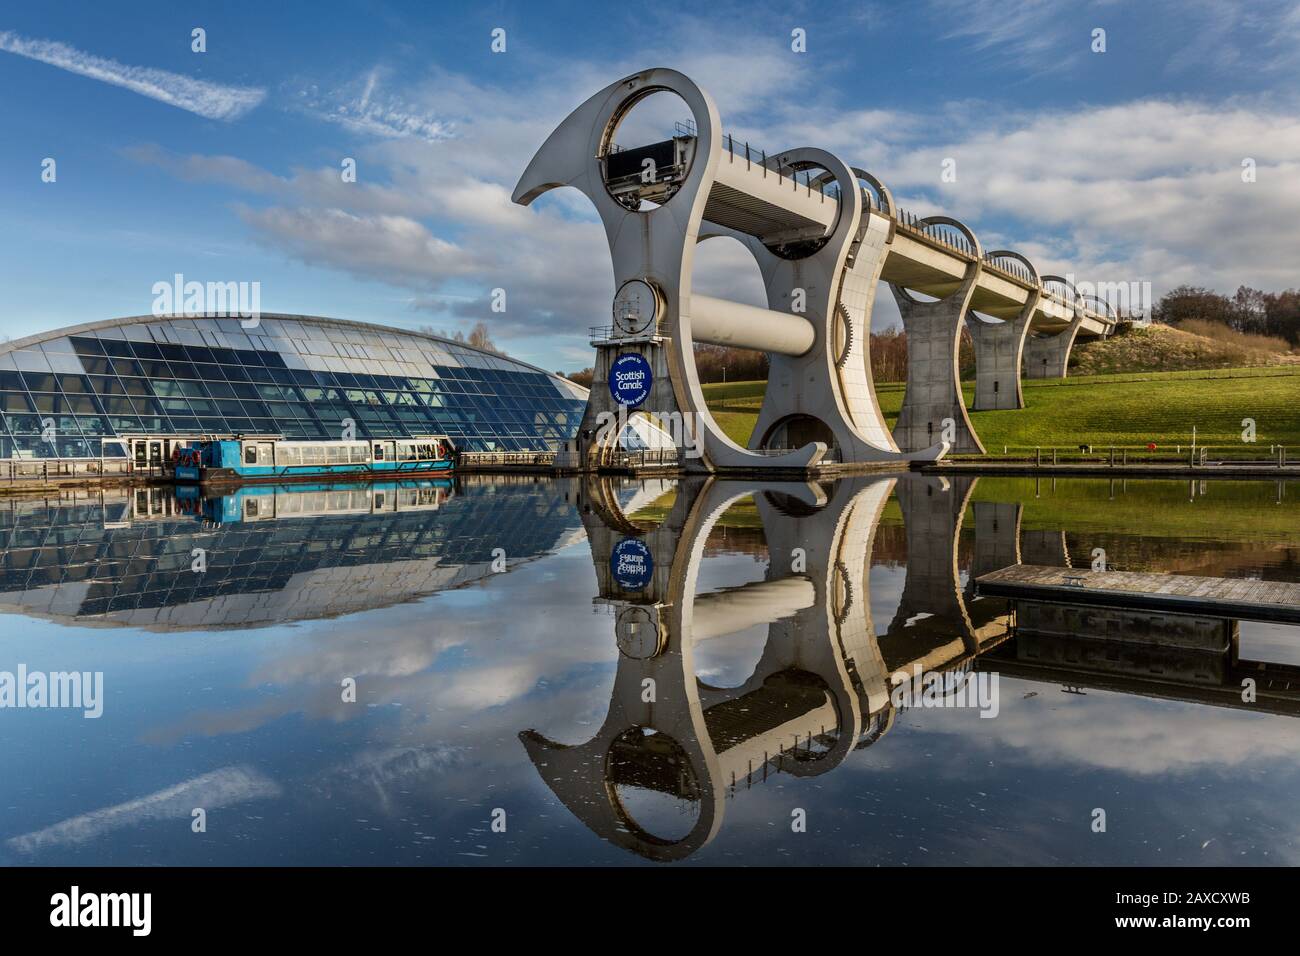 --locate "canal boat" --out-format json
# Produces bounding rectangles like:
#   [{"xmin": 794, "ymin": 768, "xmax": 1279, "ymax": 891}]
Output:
[{"xmin": 172, "ymin": 436, "xmax": 454, "ymax": 484}]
